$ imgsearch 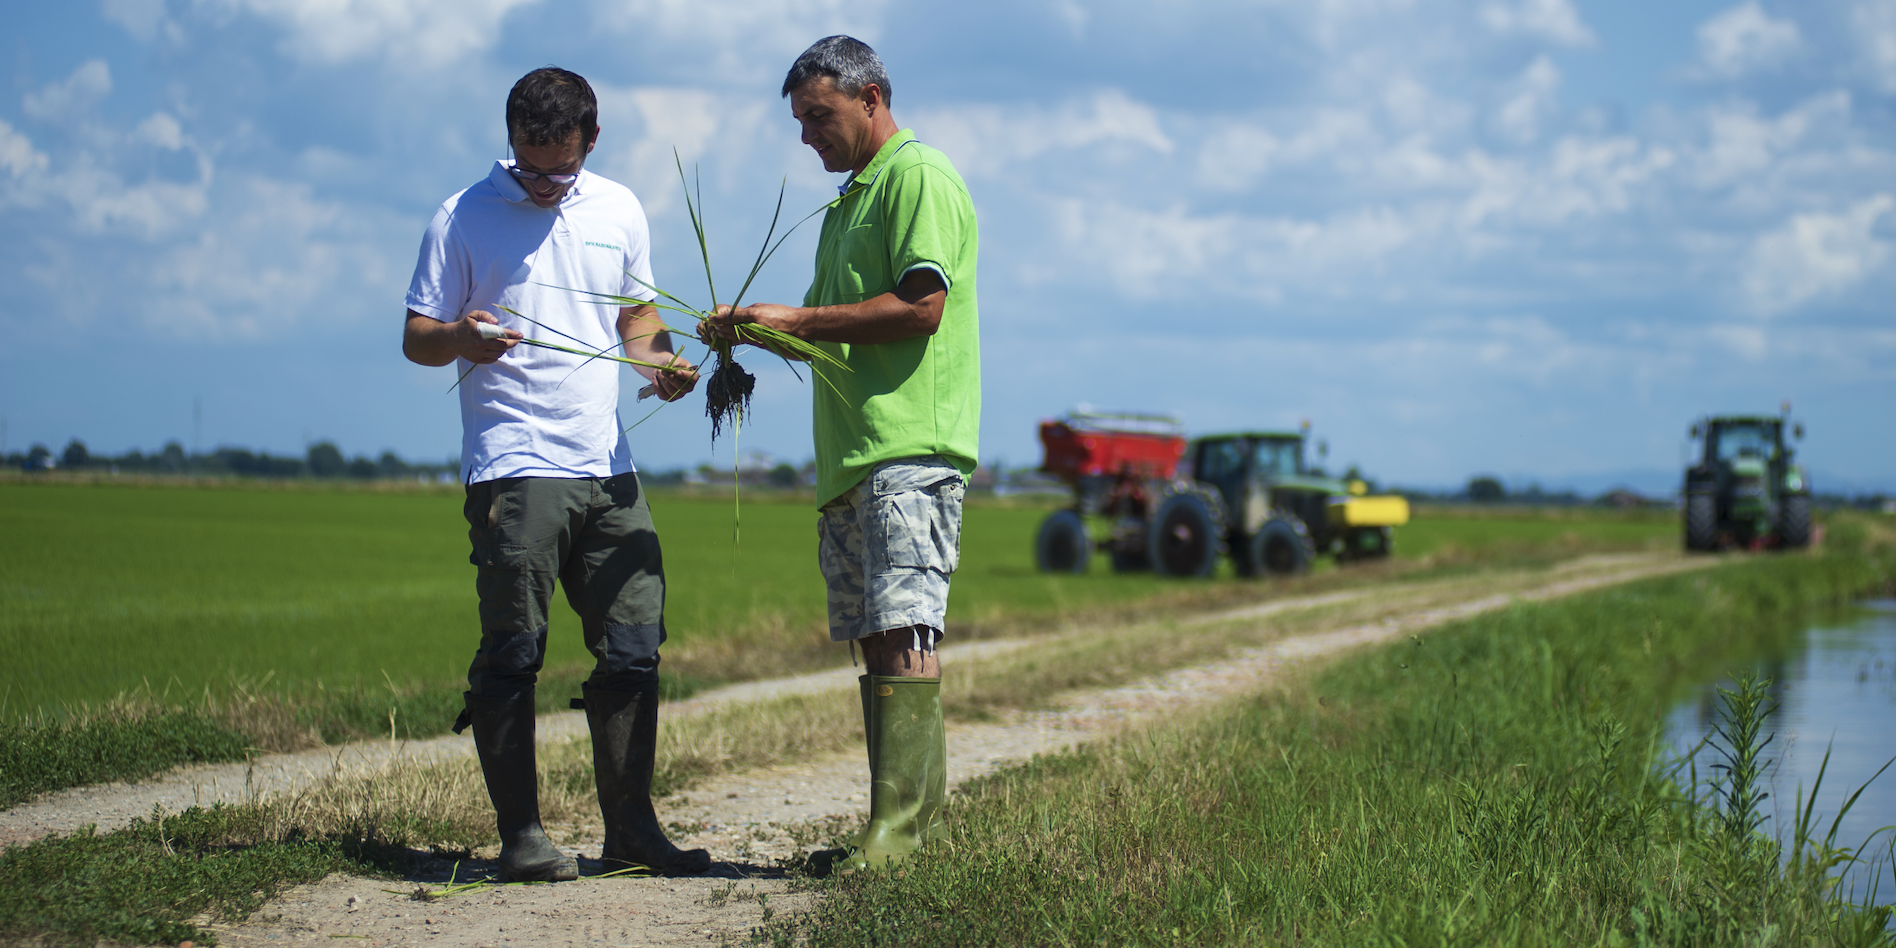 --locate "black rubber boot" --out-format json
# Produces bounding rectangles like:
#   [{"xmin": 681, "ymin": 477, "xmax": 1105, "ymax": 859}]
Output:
[
  {"xmin": 583, "ymin": 685, "xmax": 712, "ymax": 875},
  {"xmin": 465, "ymin": 692, "xmax": 579, "ymax": 882}
]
